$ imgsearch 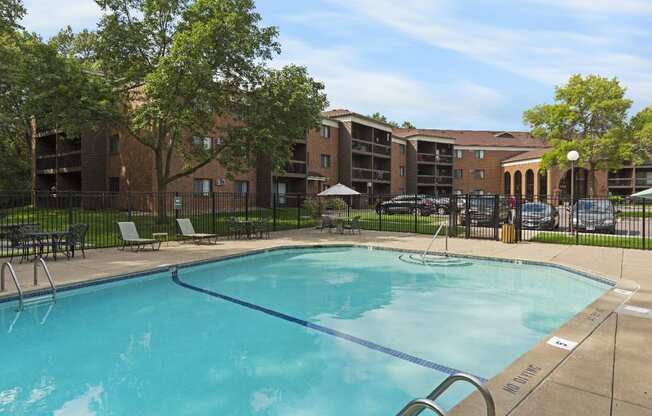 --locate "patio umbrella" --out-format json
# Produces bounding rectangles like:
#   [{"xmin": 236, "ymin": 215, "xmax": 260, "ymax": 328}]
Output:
[
  {"xmin": 631, "ymin": 188, "xmax": 652, "ymax": 200},
  {"xmin": 317, "ymin": 183, "xmax": 360, "ymax": 197},
  {"xmin": 317, "ymin": 183, "xmax": 360, "ymax": 216}
]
